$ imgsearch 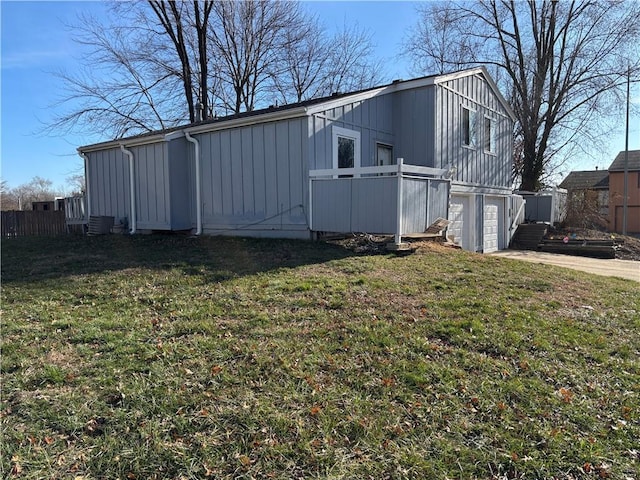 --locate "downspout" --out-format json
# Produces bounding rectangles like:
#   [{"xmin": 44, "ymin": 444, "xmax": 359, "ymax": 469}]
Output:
[
  {"xmin": 184, "ymin": 131, "xmax": 202, "ymax": 235},
  {"xmin": 78, "ymin": 151, "xmax": 91, "ymax": 222},
  {"xmin": 120, "ymin": 144, "xmax": 136, "ymax": 234}
]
